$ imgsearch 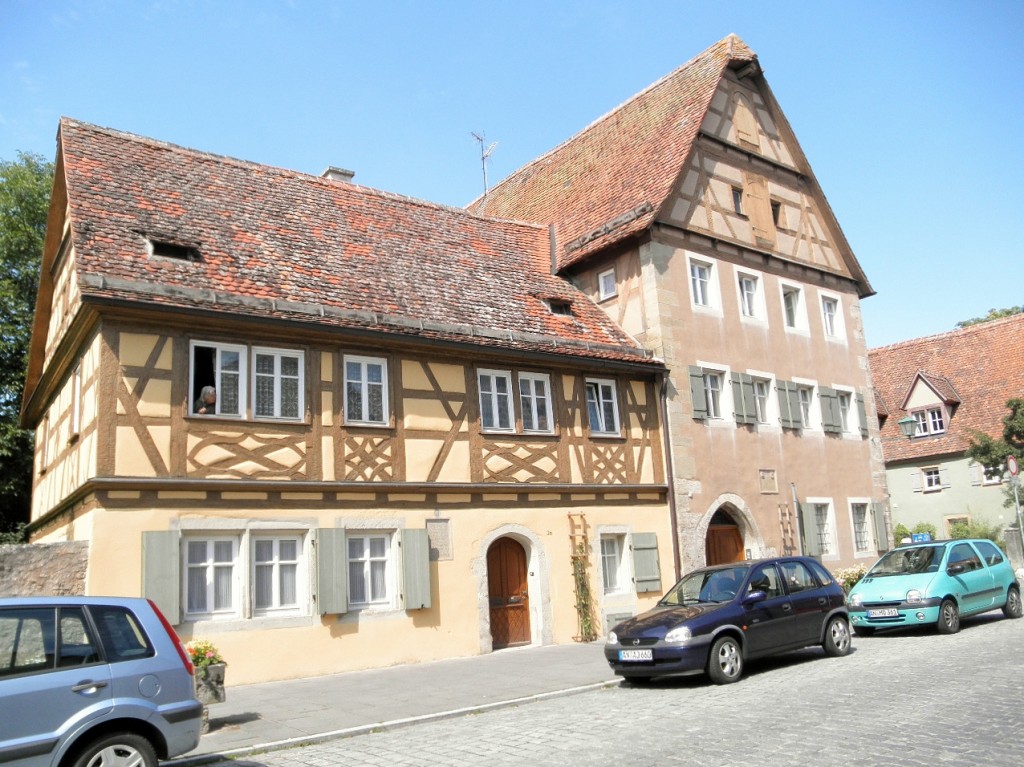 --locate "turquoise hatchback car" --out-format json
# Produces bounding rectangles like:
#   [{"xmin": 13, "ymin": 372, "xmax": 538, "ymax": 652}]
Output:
[{"xmin": 848, "ymin": 539, "xmax": 1022, "ymax": 636}]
